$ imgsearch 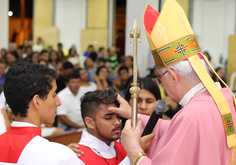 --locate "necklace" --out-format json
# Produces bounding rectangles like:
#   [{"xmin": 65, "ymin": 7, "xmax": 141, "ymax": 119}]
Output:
[
  {"xmin": 93, "ymin": 148, "xmax": 118, "ymax": 165},
  {"xmin": 185, "ymin": 87, "xmax": 205, "ymax": 106}
]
